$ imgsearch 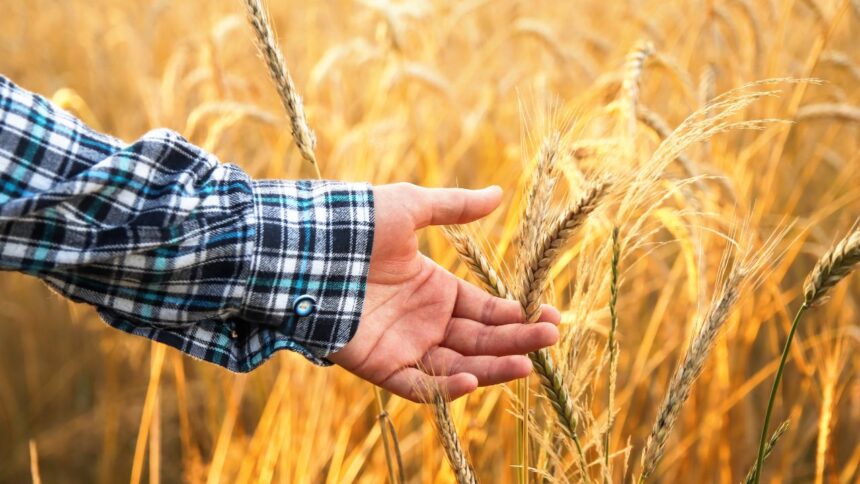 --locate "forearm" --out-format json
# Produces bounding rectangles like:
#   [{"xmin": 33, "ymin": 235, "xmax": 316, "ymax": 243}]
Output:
[{"xmin": 0, "ymin": 74, "xmax": 374, "ymax": 371}]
